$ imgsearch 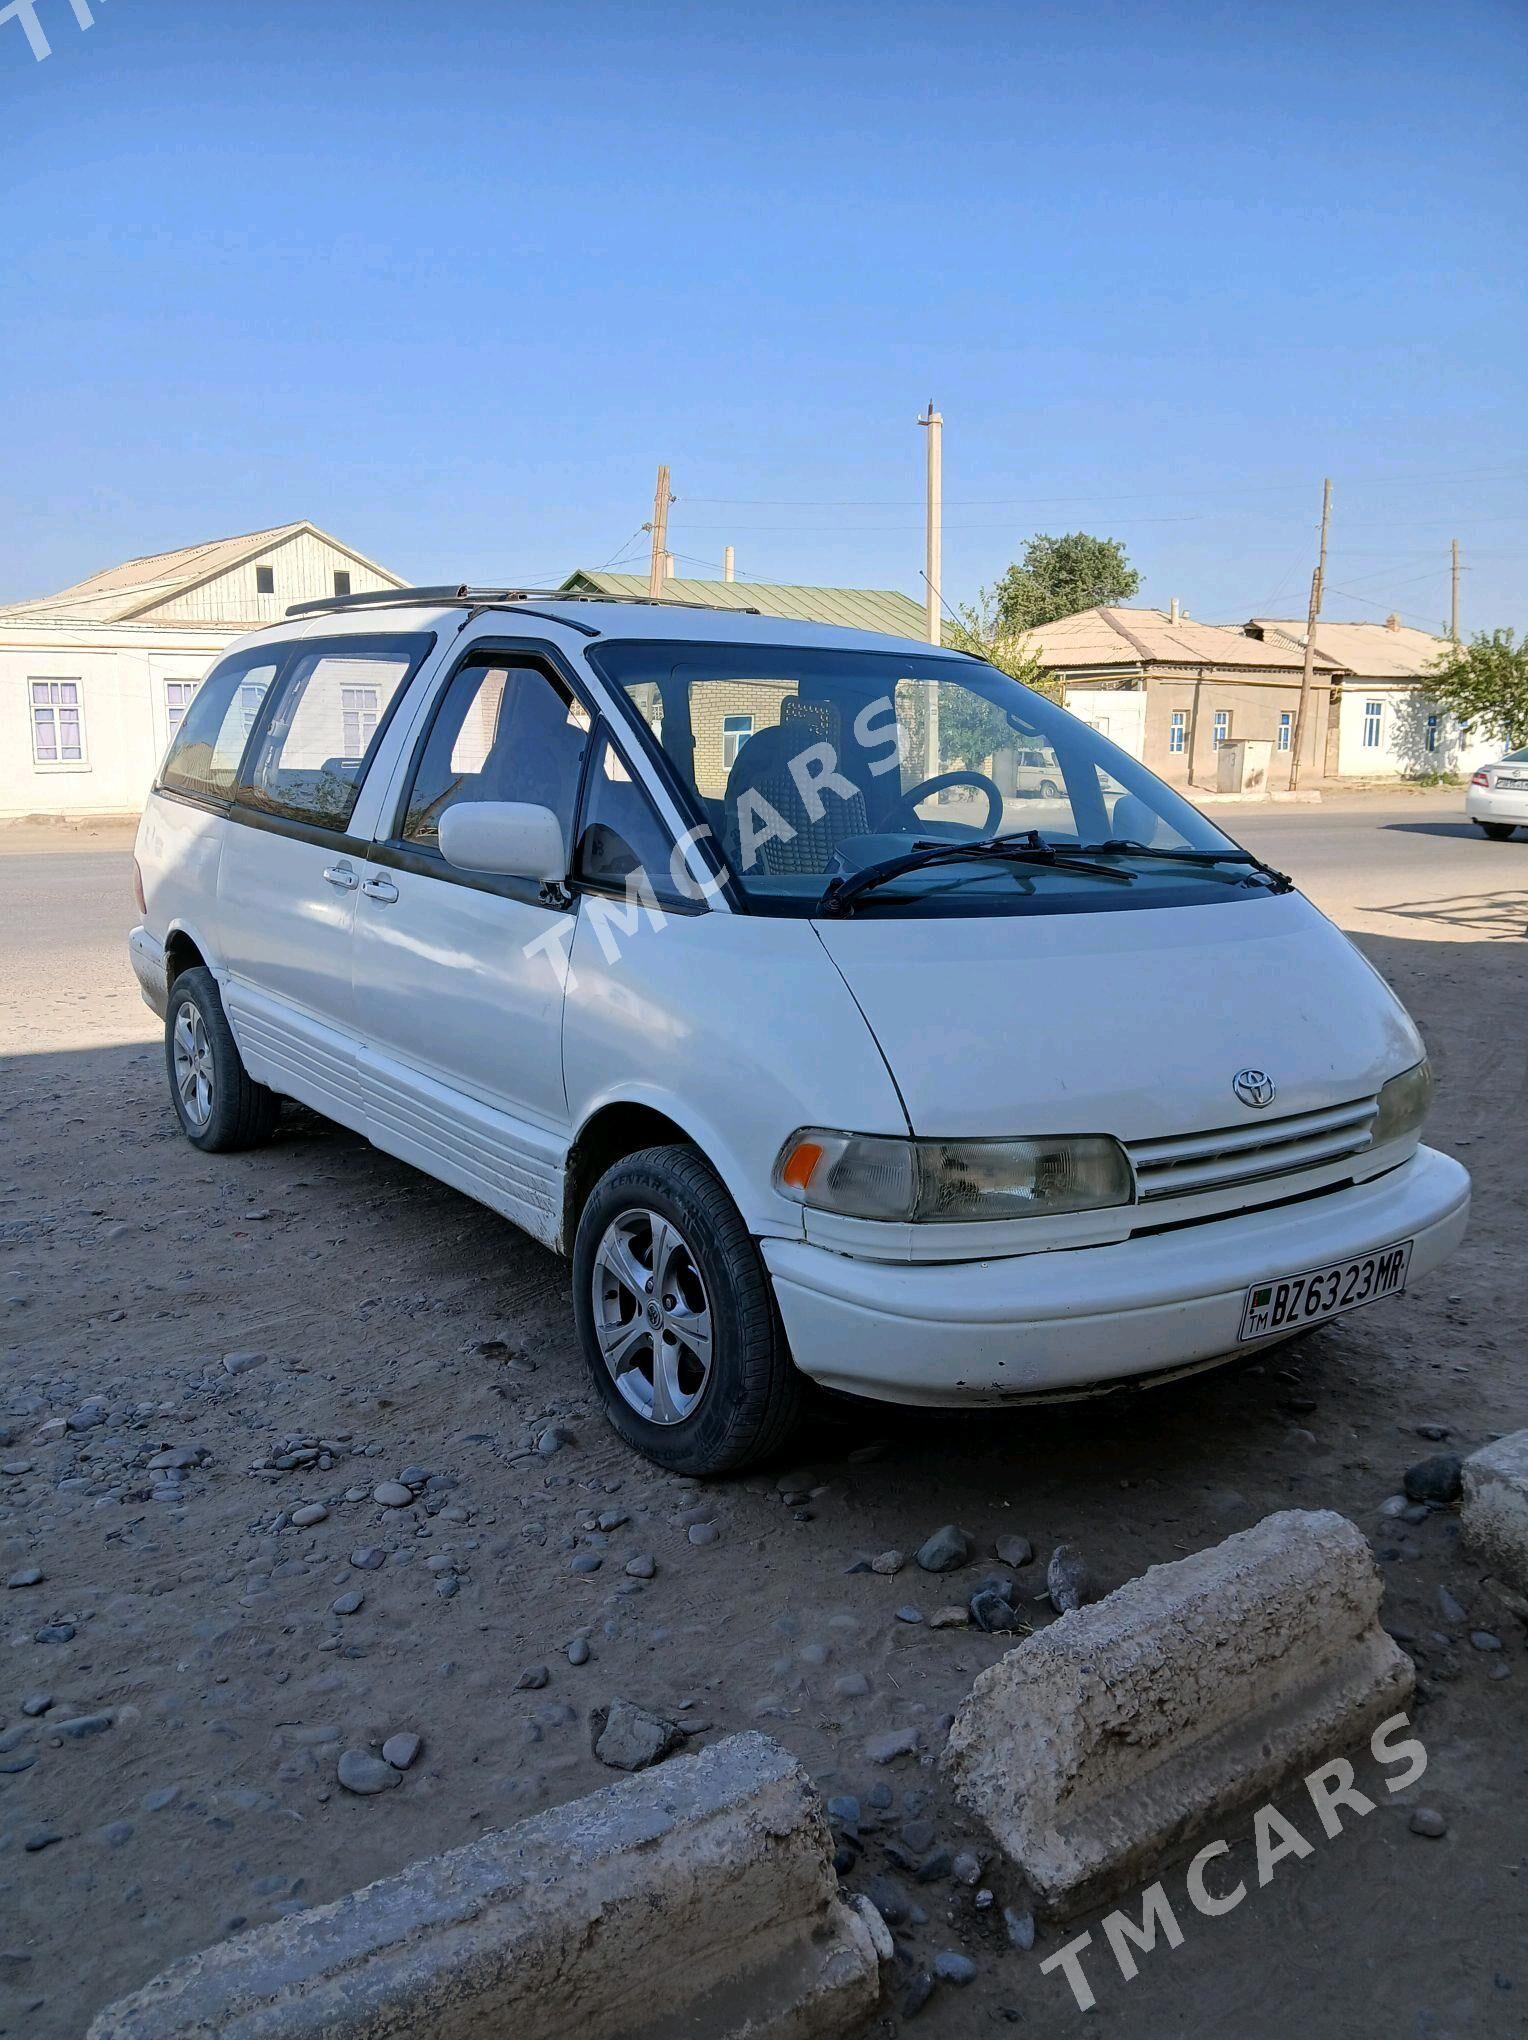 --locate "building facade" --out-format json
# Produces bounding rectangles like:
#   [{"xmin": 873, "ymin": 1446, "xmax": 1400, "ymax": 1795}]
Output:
[{"xmin": 0, "ymin": 522, "xmax": 404, "ymax": 819}]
